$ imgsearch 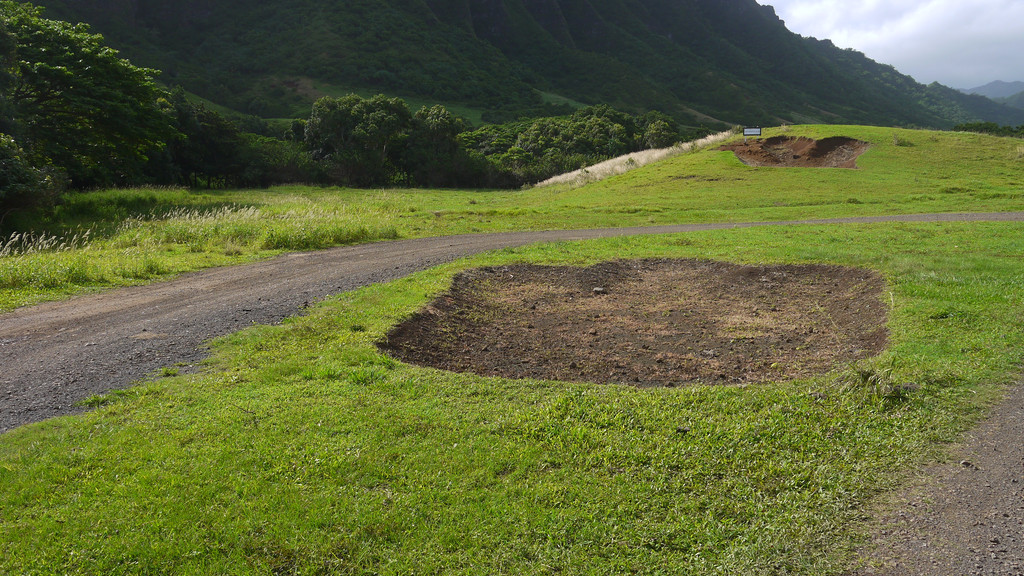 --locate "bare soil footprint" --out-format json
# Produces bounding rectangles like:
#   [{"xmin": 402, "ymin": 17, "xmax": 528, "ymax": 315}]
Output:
[
  {"xmin": 380, "ymin": 259, "xmax": 889, "ymax": 386},
  {"xmin": 720, "ymin": 136, "xmax": 871, "ymax": 168}
]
